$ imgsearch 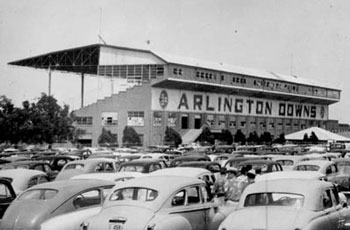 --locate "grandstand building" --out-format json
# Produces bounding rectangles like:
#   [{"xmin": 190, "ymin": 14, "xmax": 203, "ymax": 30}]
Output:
[{"xmin": 9, "ymin": 44, "xmax": 342, "ymax": 147}]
